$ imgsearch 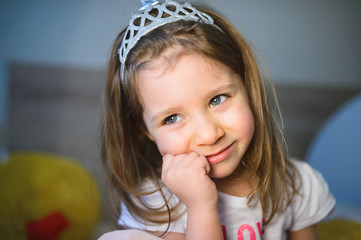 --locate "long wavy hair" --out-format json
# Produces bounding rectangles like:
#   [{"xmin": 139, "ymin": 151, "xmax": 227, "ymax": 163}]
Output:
[{"xmin": 102, "ymin": 3, "xmax": 300, "ymax": 234}]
